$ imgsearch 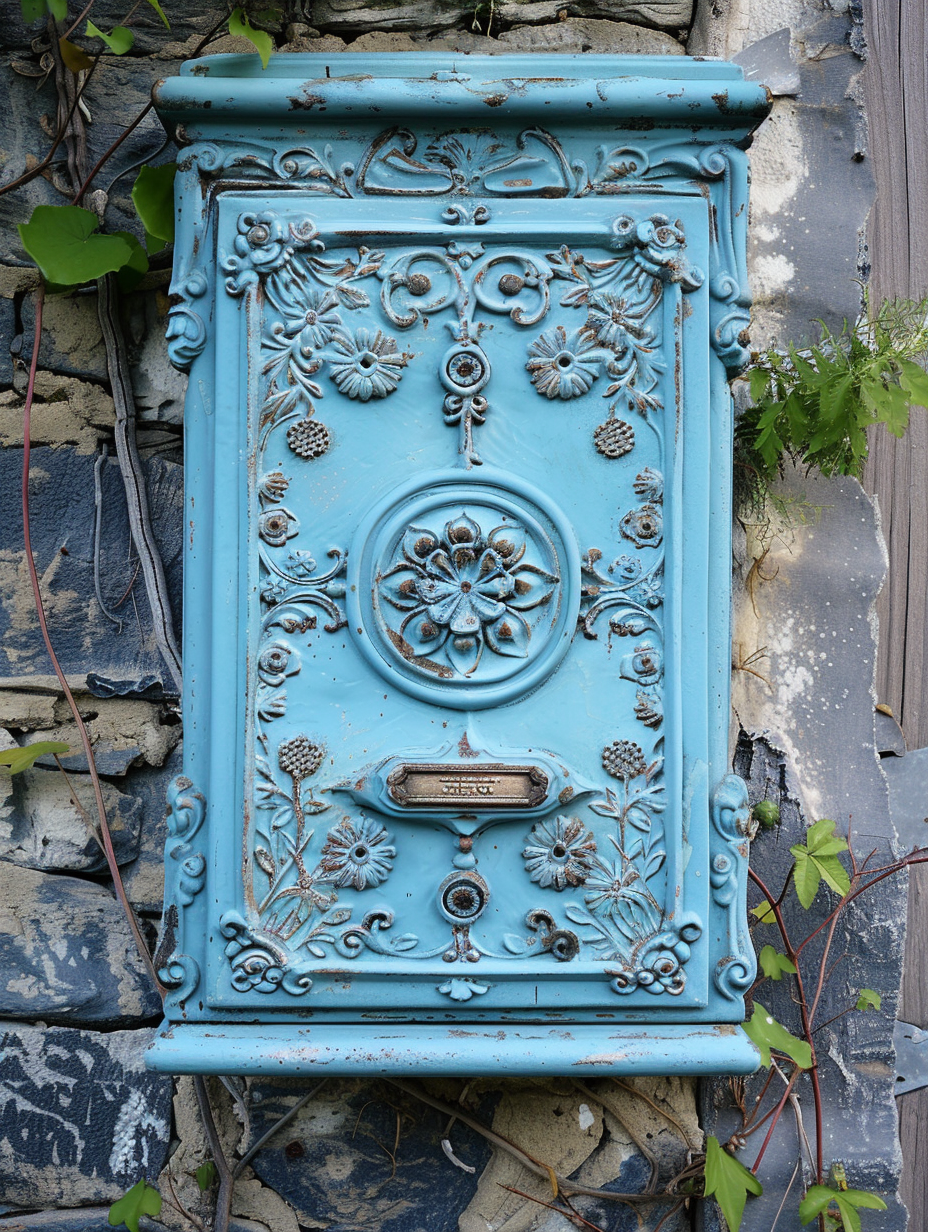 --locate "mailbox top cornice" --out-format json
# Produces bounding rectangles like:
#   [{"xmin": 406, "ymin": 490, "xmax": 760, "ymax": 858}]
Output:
[{"xmin": 154, "ymin": 52, "xmax": 771, "ymax": 137}]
